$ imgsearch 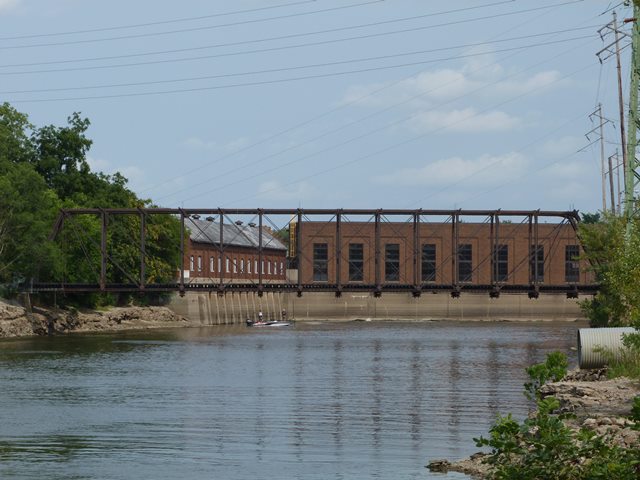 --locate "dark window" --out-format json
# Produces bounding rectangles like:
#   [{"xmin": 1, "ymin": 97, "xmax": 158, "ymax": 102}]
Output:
[
  {"xmin": 493, "ymin": 244, "xmax": 508, "ymax": 282},
  {"xmin": 421, "ymin": 244, "xmax": 436, "ymax": 282},
  {"xmin": 458, "ymin": 244, "xmax": 473, "ymax": 283},
  {"xmin": 313, "ymin": 243, "xmax": 328, "ymax": 281},
  {"xmin": 385, "ymin": 244, "xmax": 400, "ymax": 282},
  {"xmin": 529, "ymin": 245, "xmax": 544, "ymax": 282},
  {"xmin": 348, "ymin": 243, "xmax": 364, "ymax": 282},
  {"xmin": 565, "ymin": 245, "xmax": 580, "ymax": 282}
]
